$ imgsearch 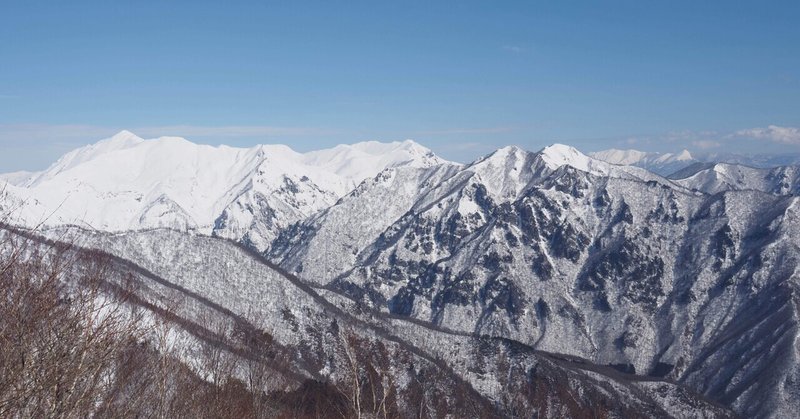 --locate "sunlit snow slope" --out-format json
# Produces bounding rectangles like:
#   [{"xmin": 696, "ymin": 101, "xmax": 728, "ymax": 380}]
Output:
[{"xmin": 0, "ymin": 131, "xmax": 452, "ymax": 250}]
